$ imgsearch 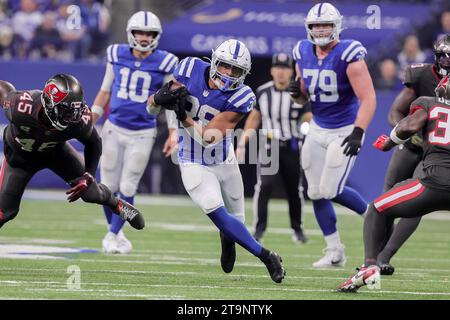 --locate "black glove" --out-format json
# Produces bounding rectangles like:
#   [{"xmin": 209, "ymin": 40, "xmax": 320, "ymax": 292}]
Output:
[
  {"xmin": 66, "ymin": 172, "xmax": 94, "ymax": 202},
  {"xmin": 153, "ymin": 81, "xmax": 186, "ymax": 107},
  {"xmin": 341, "ymin": 127, "xmax": 364, "ymax": 156},
  {"xmin": 173, "ymin": 89, "xmax": 187, "ymax": 121},
  {"xmin": 288, "ymin": 78, "xmax": 302, "ymax": 99}
]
